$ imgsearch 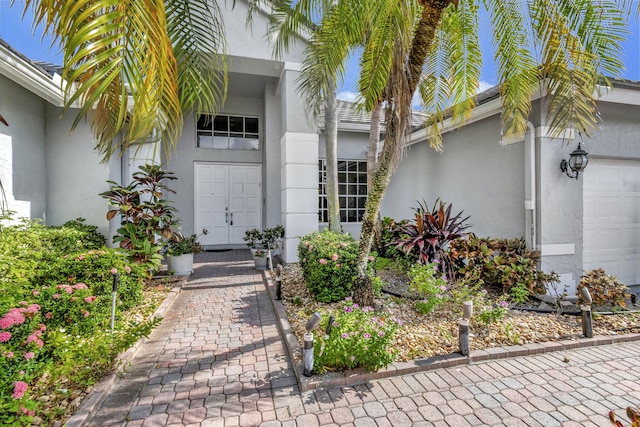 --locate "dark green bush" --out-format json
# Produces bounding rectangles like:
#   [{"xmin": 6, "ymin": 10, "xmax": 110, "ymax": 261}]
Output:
[{"xmin": 298, "ymin": 230, "xmax": 359, "ymax": 303}]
